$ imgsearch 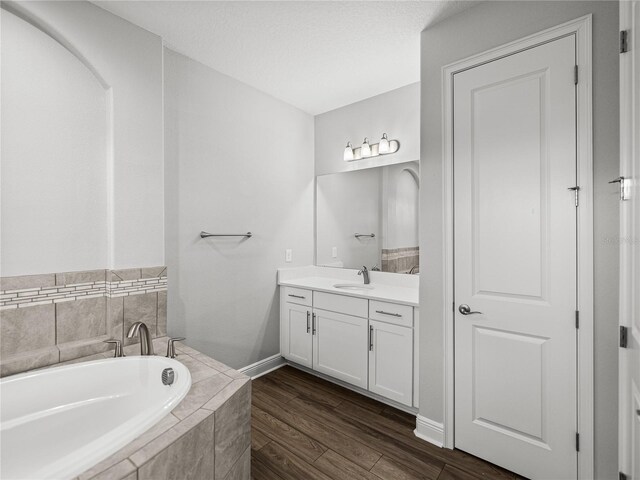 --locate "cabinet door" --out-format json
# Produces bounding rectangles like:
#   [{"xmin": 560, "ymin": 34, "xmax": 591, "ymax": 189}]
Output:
[
  {"xmin": 313, "ymin": 309, "xmax": 368, "ymax": 389},
  {"xmin": 368, "ymin": 320, "xmax": 413, "ymax": 406},
  {"xmin": 283, "ymin": 302, "xmax": 312, "ymax": 368}
]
